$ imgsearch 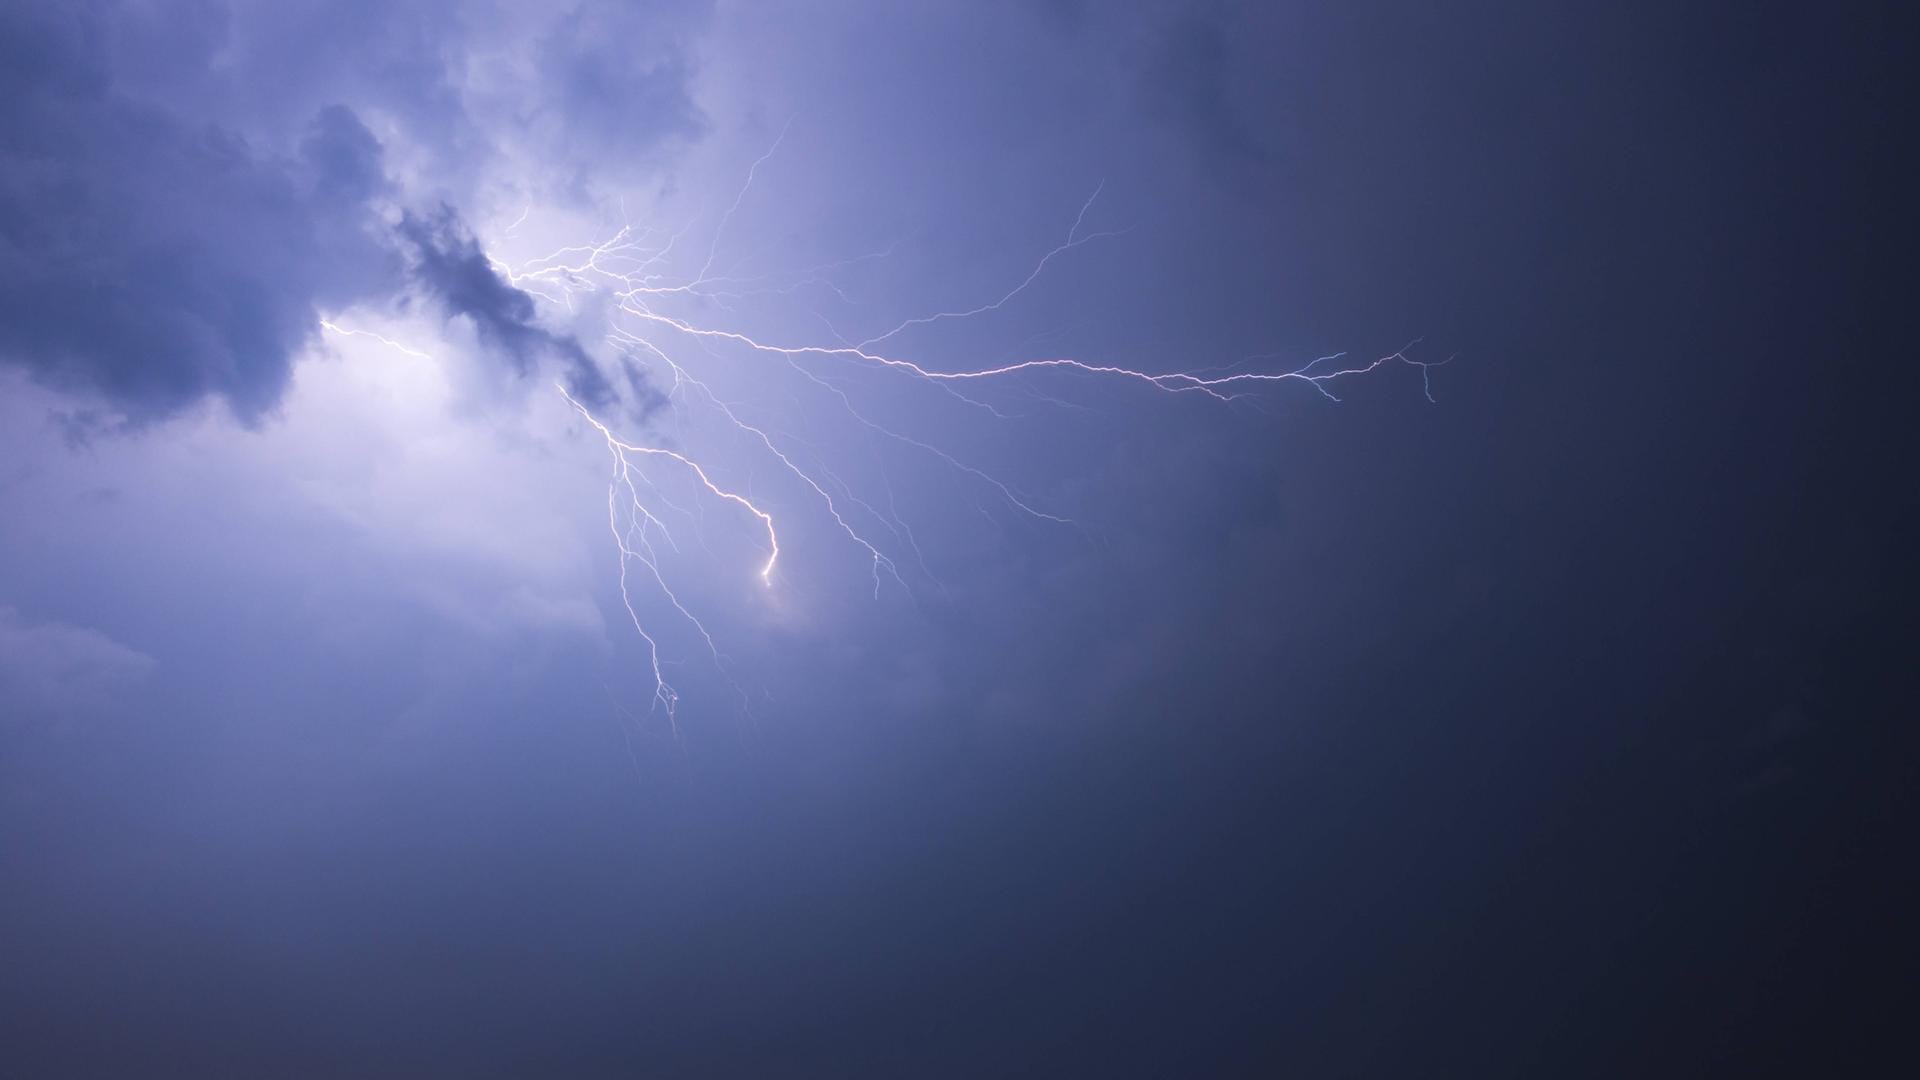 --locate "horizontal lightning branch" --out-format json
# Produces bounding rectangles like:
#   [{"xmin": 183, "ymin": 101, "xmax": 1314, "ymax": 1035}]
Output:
[{"xmin": 421, "ymin": 155, "xmax": 1447, "ymax": 725}]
